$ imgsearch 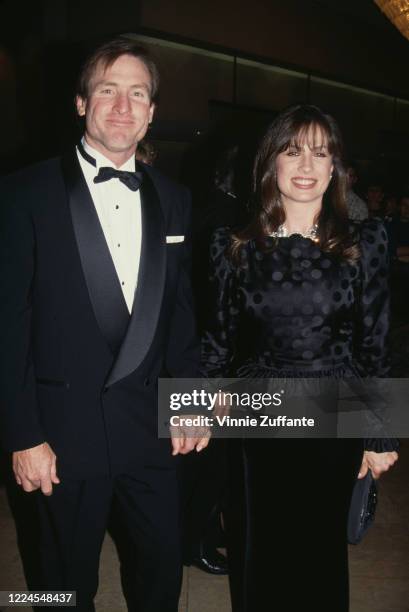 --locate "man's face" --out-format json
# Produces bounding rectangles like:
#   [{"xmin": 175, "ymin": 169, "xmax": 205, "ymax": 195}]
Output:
[{"xmin": 76, "ymin": 54, "xmax": 154, "ymax": 162}]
